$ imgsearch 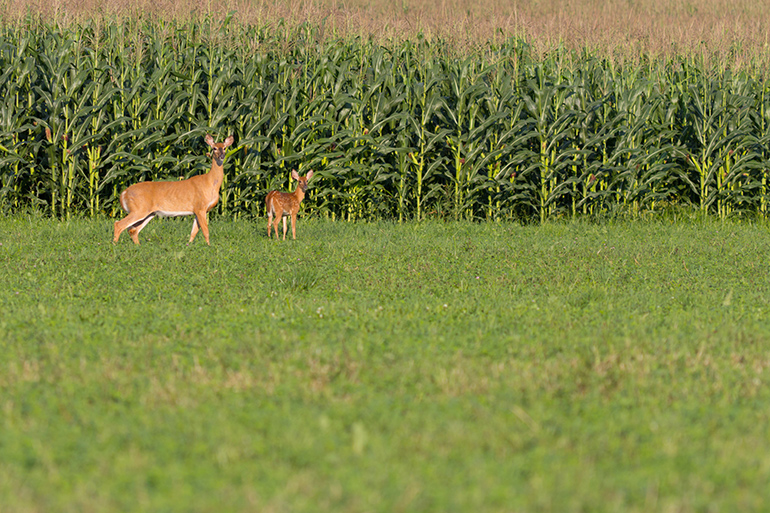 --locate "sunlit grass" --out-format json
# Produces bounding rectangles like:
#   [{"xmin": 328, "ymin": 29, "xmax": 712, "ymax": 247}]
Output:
[{"xmin": 1, "ymin": 215, "xmax": 769, "ymax": 512}]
